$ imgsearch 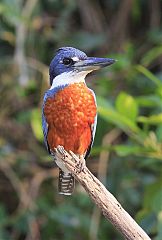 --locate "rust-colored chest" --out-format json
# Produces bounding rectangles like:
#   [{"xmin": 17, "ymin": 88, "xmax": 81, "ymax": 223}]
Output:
[{"xmin": 44, "ymin": 83, "xmax": 97, "ymax": 154}]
